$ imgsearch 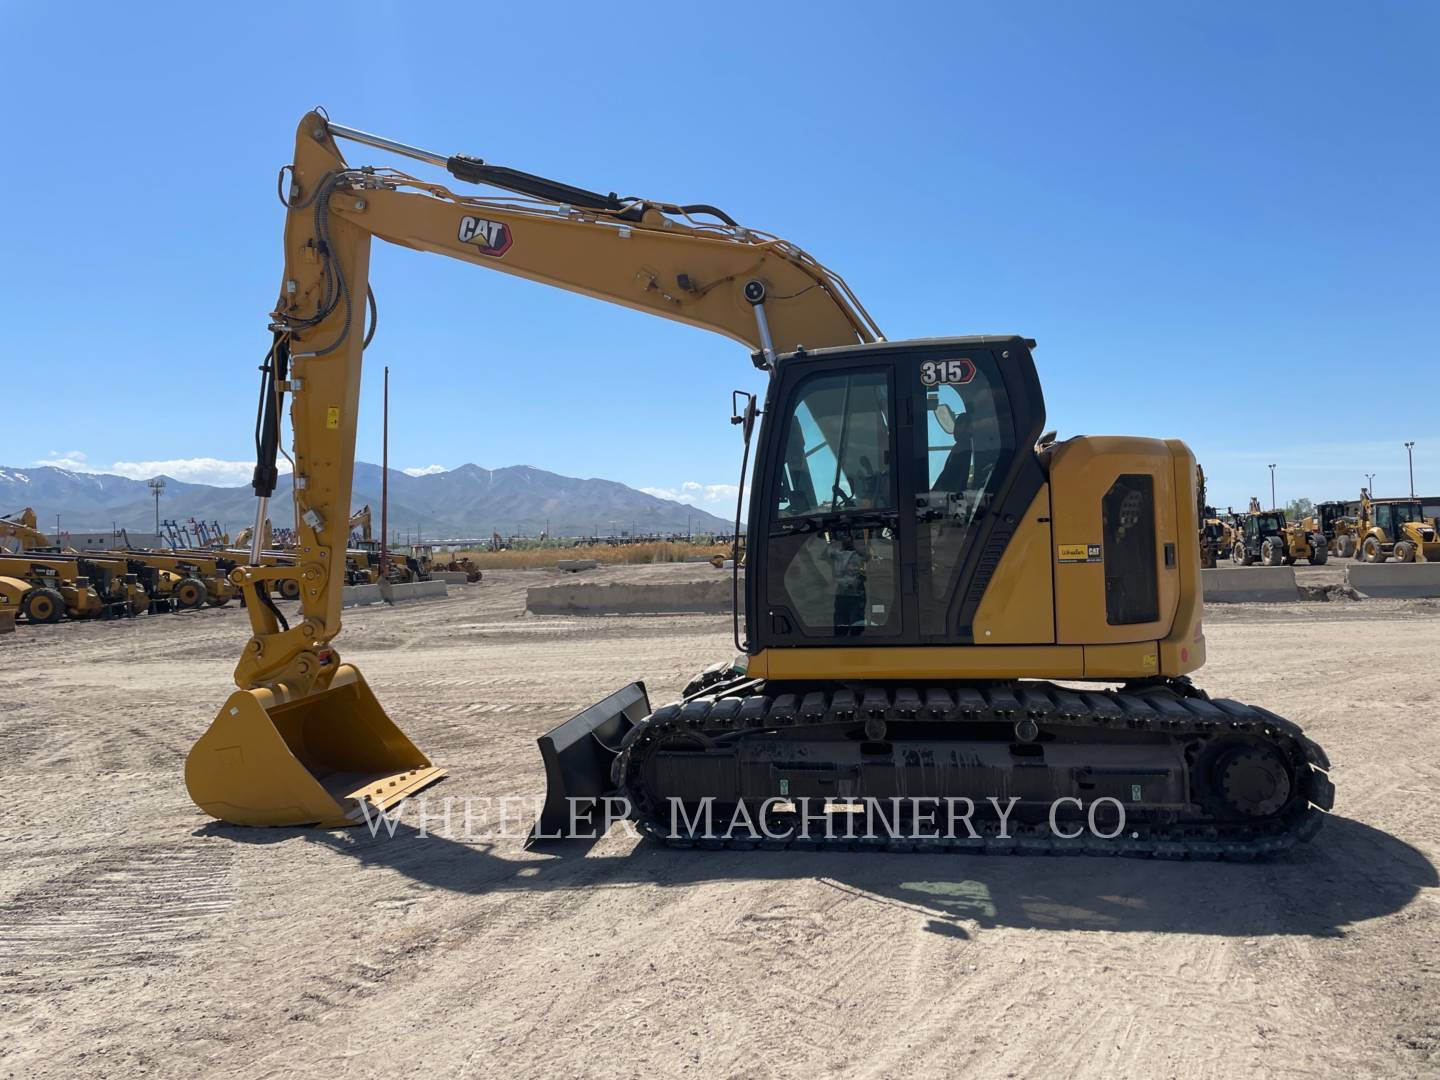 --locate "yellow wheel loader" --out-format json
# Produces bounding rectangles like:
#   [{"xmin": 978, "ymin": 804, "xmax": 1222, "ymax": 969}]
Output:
[
  {"xmin": 184, "ymin": 113, "xmax": 1332, "ymax": 857},
  {"xmin": 1356, "ymin": 489, "xmax": 1440, "ymax": 562}
]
